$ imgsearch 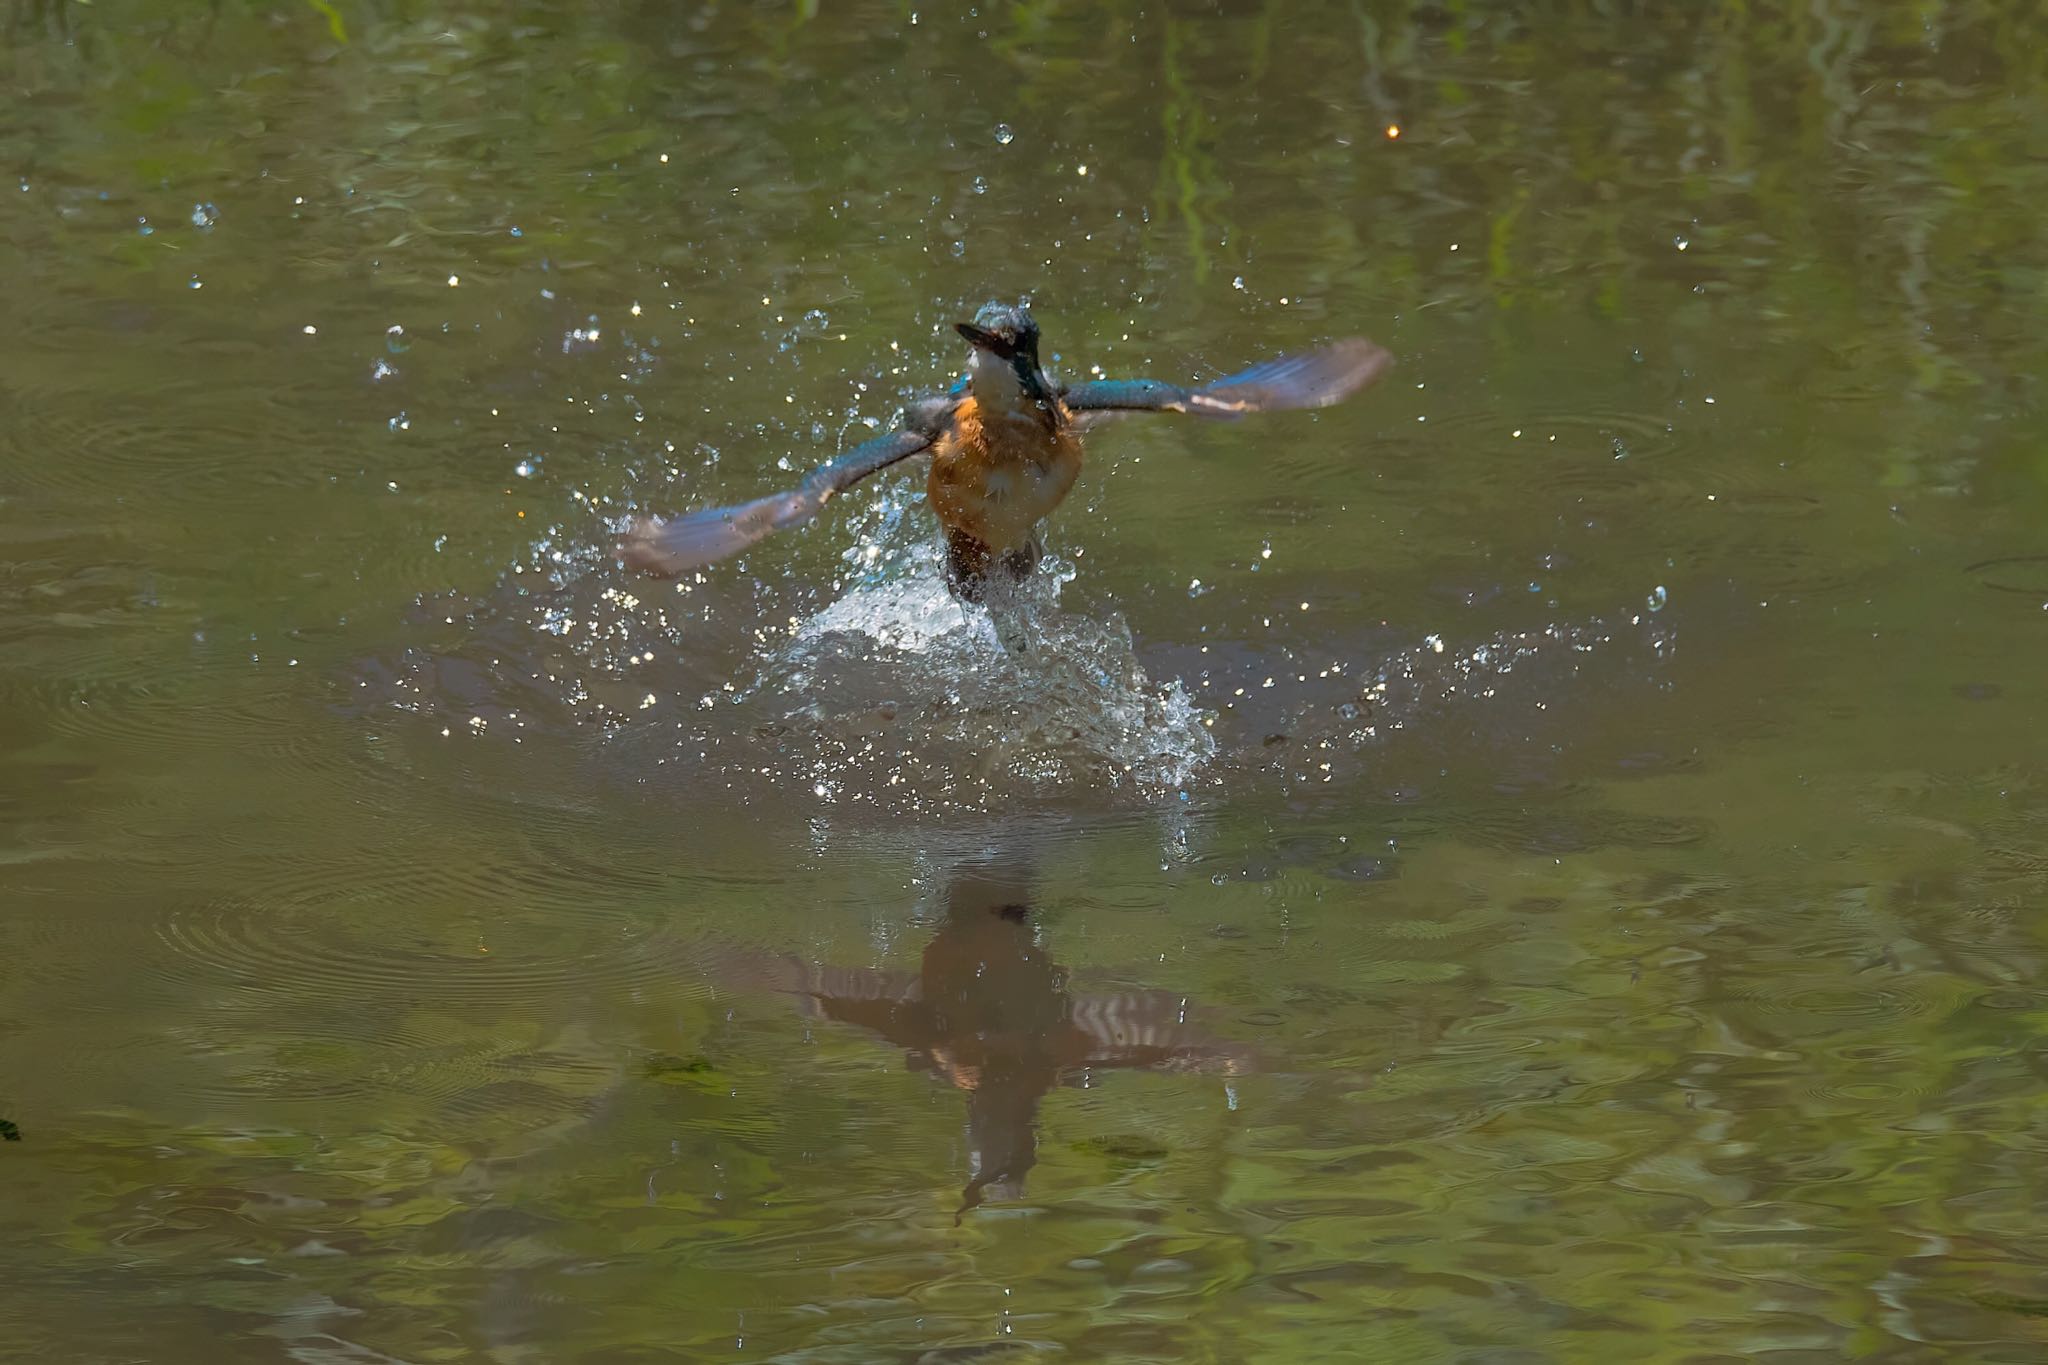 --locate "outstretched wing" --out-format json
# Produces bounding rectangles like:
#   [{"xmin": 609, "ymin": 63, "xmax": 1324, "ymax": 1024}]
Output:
[
  {"xmin": 1061, "ymin": 336, "xmax": 1392, "ymax": 422},
  {"xmin": 618, "ymin": 427, "xmax": 936, "ymax": 576}
]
